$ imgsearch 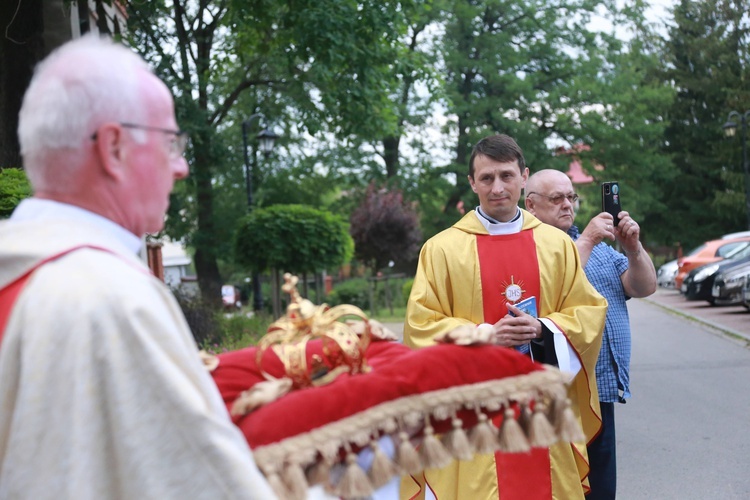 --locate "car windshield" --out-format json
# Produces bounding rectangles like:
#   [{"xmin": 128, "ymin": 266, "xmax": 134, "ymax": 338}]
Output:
[
  {"xmin": 719, "ymin": 241, "xmax": 750, "ymax": 258},
  {"xmin": 728, "ymin": 244, "xmax": 750, "ymax": 260}
]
